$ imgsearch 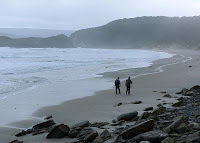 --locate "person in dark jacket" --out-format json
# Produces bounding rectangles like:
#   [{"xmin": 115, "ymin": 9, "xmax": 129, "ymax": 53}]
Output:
[
  {"xmin": 125, "ymin": 77, "xmax": 132, "ymax": 95},
  {"xmin": 115, "ymin": 77, "xmax": 121, "ymax": 94}
]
